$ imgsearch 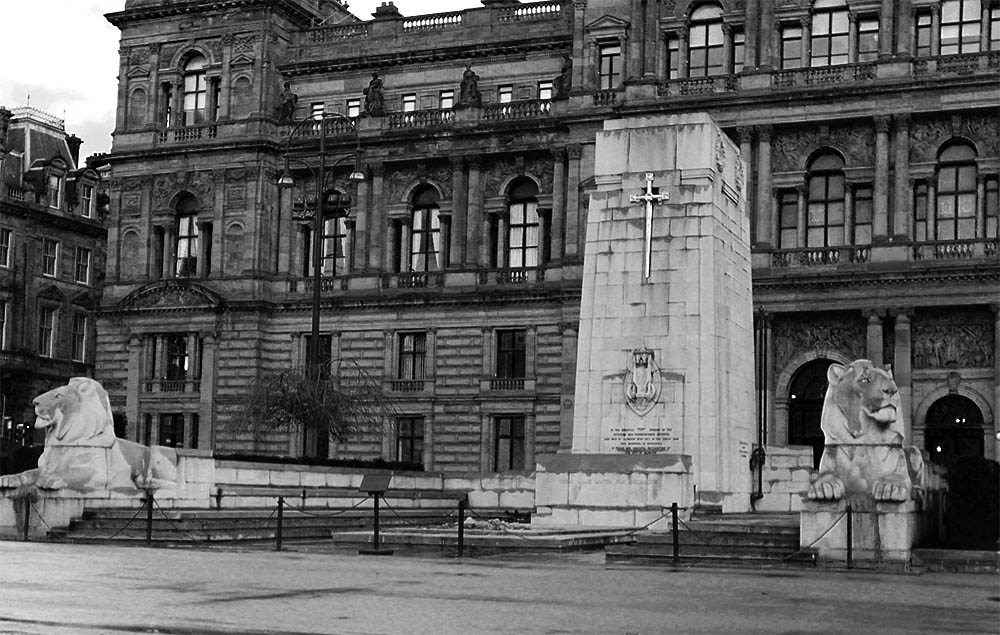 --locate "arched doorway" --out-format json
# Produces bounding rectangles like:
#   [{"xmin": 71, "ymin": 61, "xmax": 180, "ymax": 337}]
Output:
[
  {"xmin": 788, "ymin": 359, "xmax": 833, "ymax": 468},
  {"xmin": 924, "ymin": 395, "xmax": 984, "ymax": 464}
]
